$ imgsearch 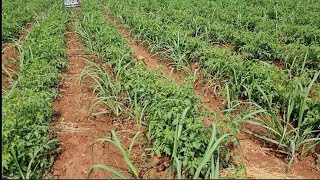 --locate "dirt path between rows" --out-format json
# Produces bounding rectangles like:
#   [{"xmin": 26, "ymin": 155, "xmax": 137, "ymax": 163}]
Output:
[
  {"xmin": 232, "ymin": 132, "xmax": 320, "ymax": 179},
  {"xmin": 106, "ymin": 15, "xmax": 184, "ymax": 85},
  {"xmin": 105, "ymin": 15, "xmax": 225, "ymax": 126},
  {"xmin": 2, "ymin": 23, "xmax": 33, "ymax": 90},
  {"xmin": 51, "ymin": 18, "xmax": 135, "ymax": 179},
  {"xmin": 104, "ymin": 13, "xmax": 320, "ymax": 179}
]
